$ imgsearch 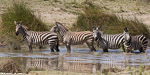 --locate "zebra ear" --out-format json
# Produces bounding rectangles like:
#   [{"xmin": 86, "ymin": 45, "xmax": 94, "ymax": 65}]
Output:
[
  {"xmin": 55, "ymin": 22, "xmax": 62, "ymax": 26},
  {"xmin": 22, "ymin": 25, "xmax": 28, "ymax": 30},
  {"xmin": 96, "ymin": 26, "xmax": 101, "ymax": 30},
  {"xmin": 14, "ymin": 21, "xmax": 17, "ymax": 25},
  {"xmin": 96, "ymin": 27, "xmax": 99, "ymax": 30},
  {"xmin": 92, "ymin": 27, "xmax": 96, "ymax": 30},
  {"xmin": 124, "ymin": 27, "xmax": 129, "ymax": 32},
  {"xmin": 20, "ymin": 21, "xmax": 22, "ymax": 25}
]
